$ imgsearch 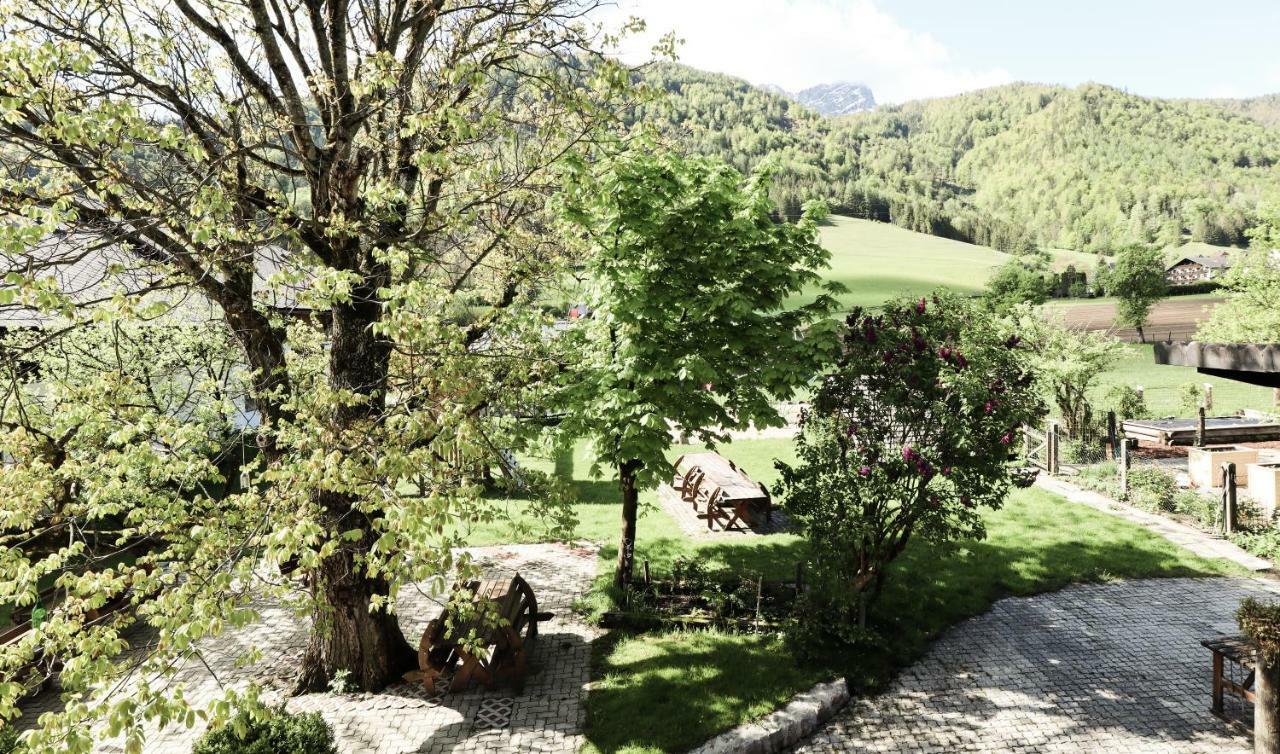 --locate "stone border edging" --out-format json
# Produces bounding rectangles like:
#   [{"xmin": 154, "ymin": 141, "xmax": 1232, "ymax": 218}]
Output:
[{"xmin": 687, "ymin": 678, "xmax": 850, "ymax": 754}]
